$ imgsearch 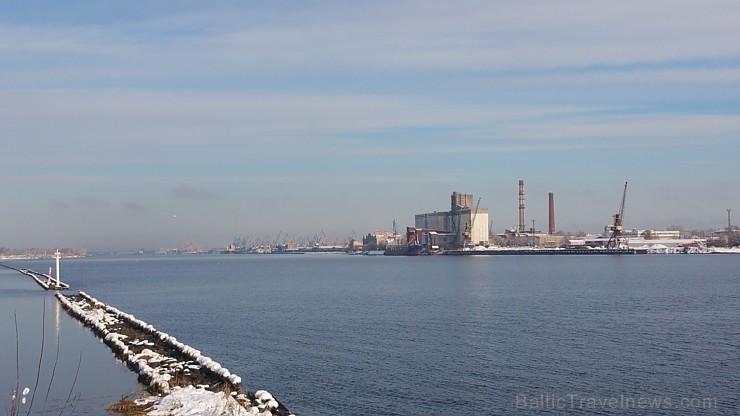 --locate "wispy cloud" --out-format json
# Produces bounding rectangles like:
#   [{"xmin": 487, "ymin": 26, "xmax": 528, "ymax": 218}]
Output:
[
  {"xmin": 124, "ymin": 202, "xmax": 146, "ymax": 211},
  {"xmin": 3, "ymin": 90, "xmax": 739, "ymax": 149},
  {"xmin": 47, "ymin": 195, "xmax": 110, "ymax": 210},
  {"xmin": 1, "ymin": 174, "xmax": 455, "ymax": 186},
  {"xmin": 3, "ymin": 1, "xmax": 740, "ymax": 84},
  {"xmin": 169, "ymin": 186, "xmax": 220, "ymax": 200},
  {"xmin": 70, "ymin": 195, "xmax": 110, "ymax": 208}
]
